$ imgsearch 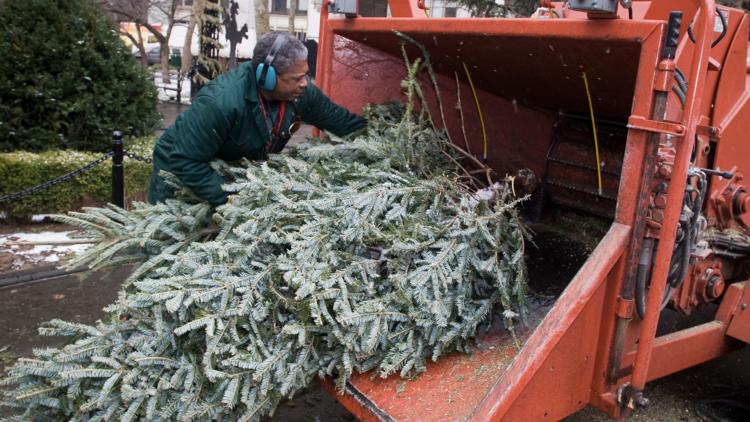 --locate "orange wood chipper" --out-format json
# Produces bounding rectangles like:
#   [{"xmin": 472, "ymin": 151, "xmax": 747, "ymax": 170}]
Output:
[{"xmin": 310, "ymin": 0, "xmax": 750, "ymax": 420}]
